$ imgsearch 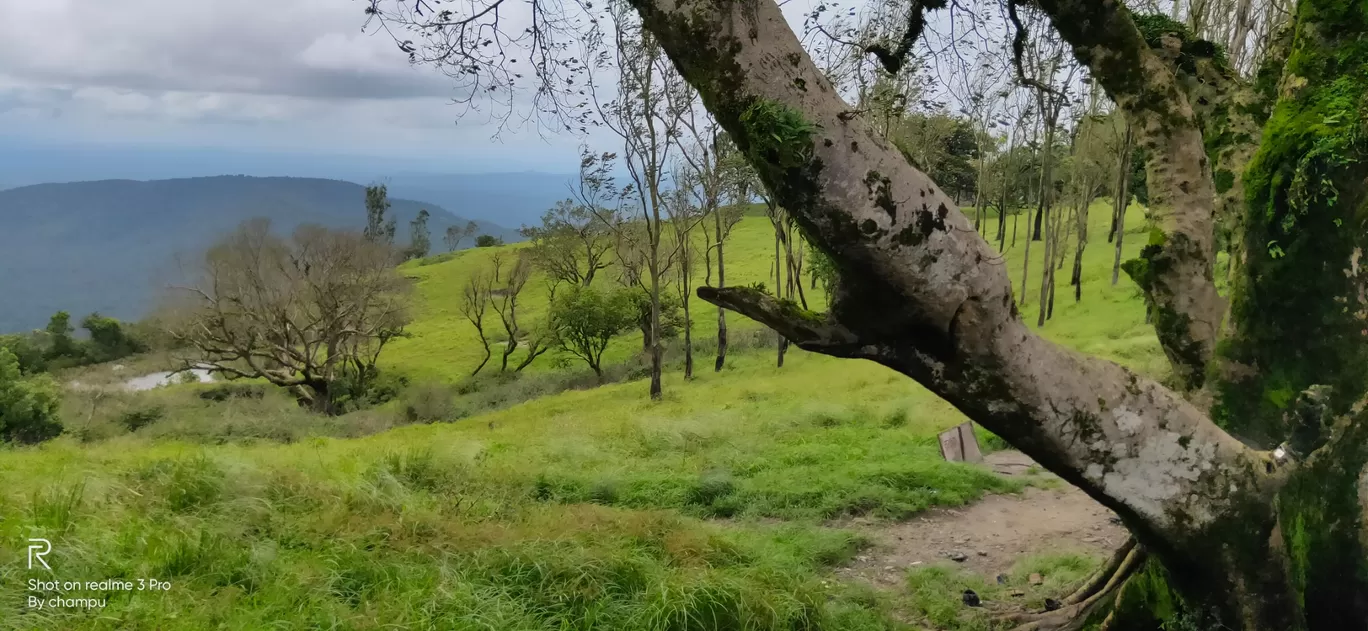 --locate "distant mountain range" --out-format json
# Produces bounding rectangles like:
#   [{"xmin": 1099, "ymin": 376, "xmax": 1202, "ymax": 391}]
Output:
[{"xmin": 0, "ymin": 175, "xmax": 540, "ymax": 333}]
